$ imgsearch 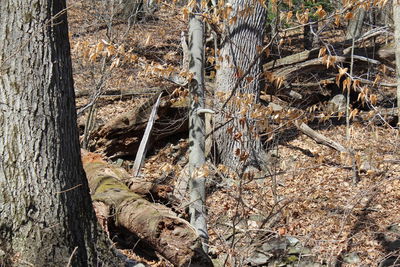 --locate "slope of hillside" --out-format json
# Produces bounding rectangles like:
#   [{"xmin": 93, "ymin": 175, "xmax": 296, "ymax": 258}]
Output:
[{"xmin": 68, "ymin": 1, "xmax": 400, "ymax": 266}]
